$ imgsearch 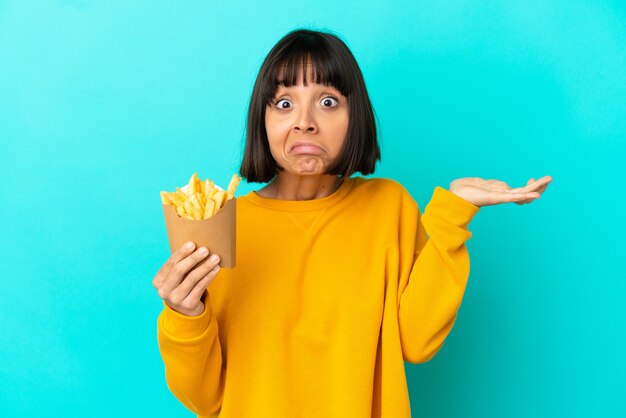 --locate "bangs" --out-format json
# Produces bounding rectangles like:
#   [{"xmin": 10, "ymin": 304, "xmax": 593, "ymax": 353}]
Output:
[{"xmin": 262, "ymin": 46, "xmax": 351, "ymax": 106}]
